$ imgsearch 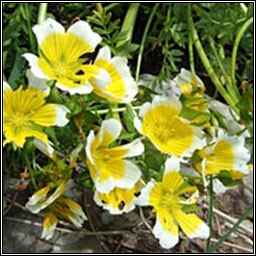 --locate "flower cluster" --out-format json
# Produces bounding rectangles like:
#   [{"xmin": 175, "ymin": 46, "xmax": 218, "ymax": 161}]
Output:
[{"xmin": 4, "ymin": 17, "xmax": 252, "ymax": 249}]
